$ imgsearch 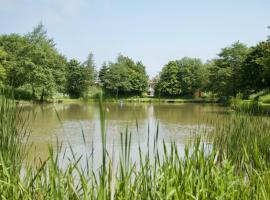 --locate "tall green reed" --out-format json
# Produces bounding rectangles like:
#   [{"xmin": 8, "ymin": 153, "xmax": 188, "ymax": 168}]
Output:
[
  {"xmin": 211, "ymin": 112, "xmax": 270, "ymax": 169},
  {"xmin": 1, "ymin": 95, "xmax": 270, "ymax": 199}
]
